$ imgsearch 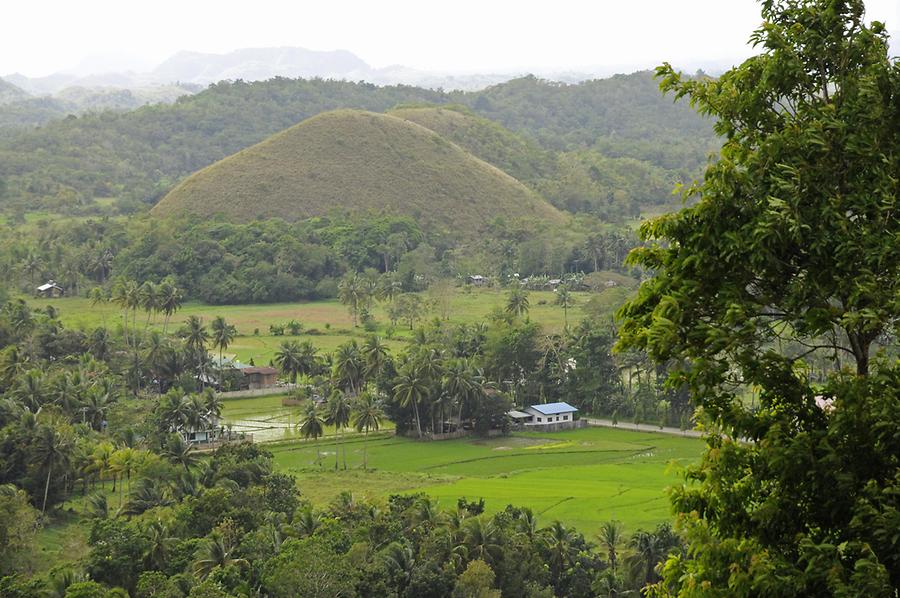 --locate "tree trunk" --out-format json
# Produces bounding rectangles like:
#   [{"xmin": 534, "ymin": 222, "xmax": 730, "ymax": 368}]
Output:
[
  {"xmin": 41, "ymin": 463, "xmax": 52, "ymax": 514},
  {"xmin": 412, "ymin": 400, "xmax": 423, "ymax": 438},
  {"xmin": 363, "ymin": 427, "xmax": 368, "ymax": 471},
  {"xmin": 847, "ymin": 331, "xmax": 873, "ymax": 376}
]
